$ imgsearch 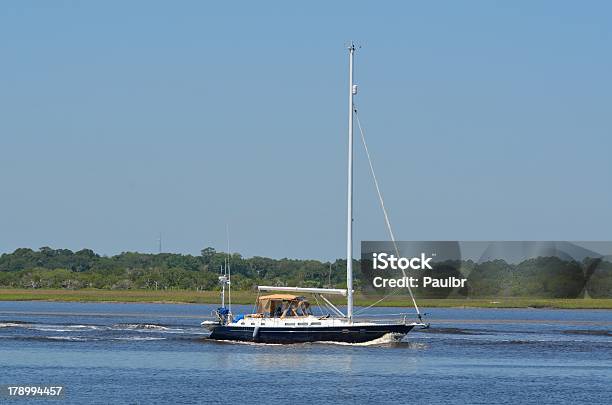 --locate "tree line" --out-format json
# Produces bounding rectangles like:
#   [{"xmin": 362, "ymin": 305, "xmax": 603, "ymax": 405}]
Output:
[
  {"xmin": 0, "ymin": 247, "xmax": 610, "ymax": 298},
  {"xmin": 0, "ymin": 247, "xmax": 350, "ymax": 291}
]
